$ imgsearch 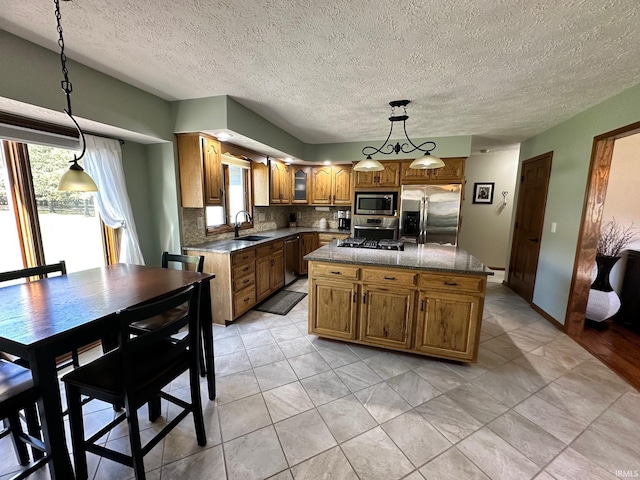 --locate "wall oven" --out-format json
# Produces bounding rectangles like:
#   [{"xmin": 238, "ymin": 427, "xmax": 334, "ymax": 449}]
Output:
[
  {"xmin": 354, "ymin": 192, "xmax": 397, "ymax": 216},
  {"xmin": 352, "ymin": 216, "xmax": 399, "ymax": 240}
]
